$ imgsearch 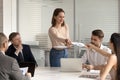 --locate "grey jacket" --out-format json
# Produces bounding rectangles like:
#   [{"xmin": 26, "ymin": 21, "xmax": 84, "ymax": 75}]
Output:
[{"xmin": 0, "ymin": 52, "xmax": 30, "ymax": 80}]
